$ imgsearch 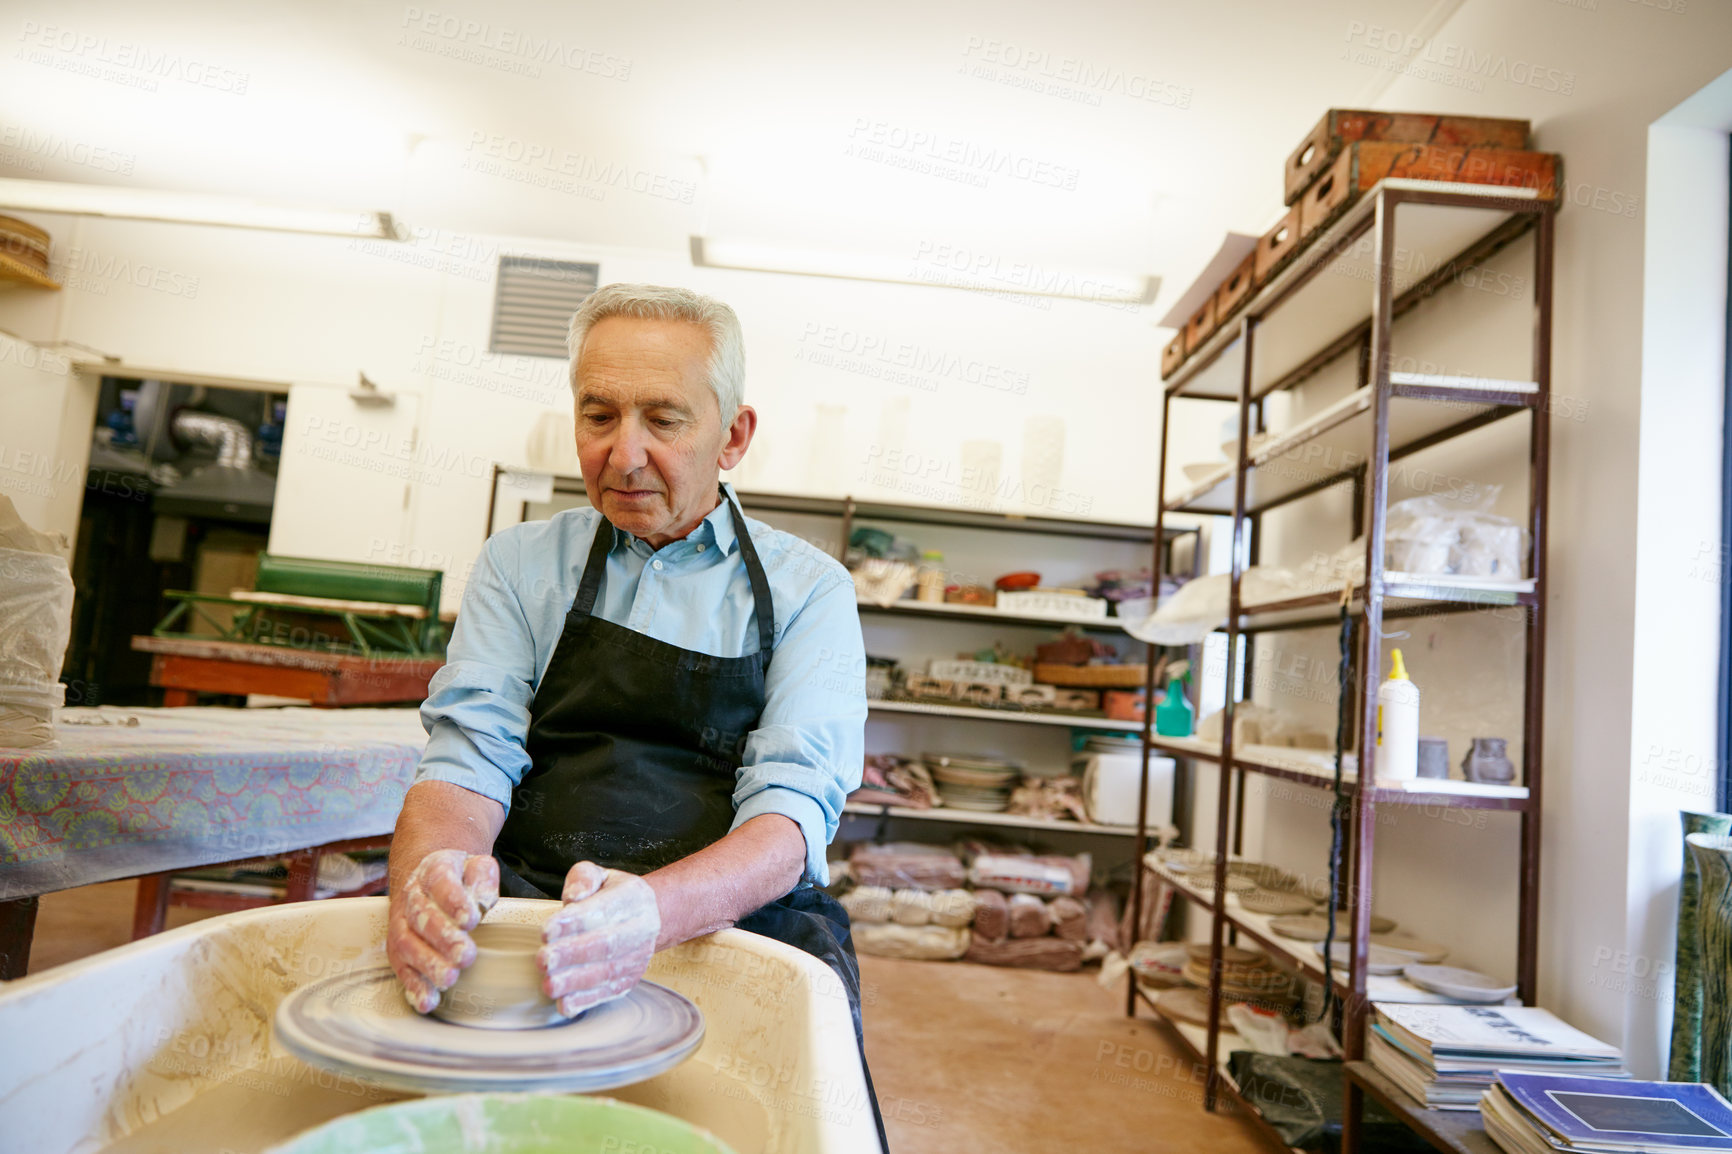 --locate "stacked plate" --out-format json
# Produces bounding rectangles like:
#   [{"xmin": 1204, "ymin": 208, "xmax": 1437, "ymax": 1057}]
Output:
[
  {"xmin": 925, "ymin": 753, "xmax": 1021, "ymax": 812},
  {"xmin": 0, "ymin": 216, "xmax": 50, "ymax": 277},
  {"xmin": 1177, "ymin": 943, "xmax": 1302, "ymax": 1010}
]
